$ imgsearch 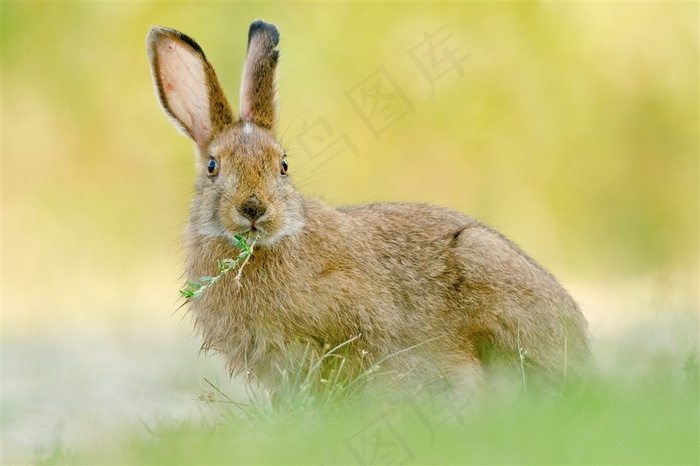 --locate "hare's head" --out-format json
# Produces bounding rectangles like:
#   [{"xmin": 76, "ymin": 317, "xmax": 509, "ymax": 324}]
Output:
[{"xmin": 147, "ymin": 21, "xmax": 303, "ymax": 246}]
